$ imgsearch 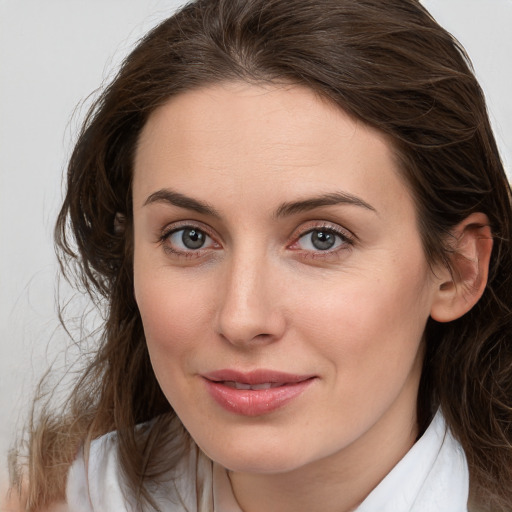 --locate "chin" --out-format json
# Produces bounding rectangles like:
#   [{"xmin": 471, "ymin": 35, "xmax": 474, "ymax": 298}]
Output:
[
  {"xmin": 193, "ymin": 431, "xmax": 323, "ymax": 474},
  {"xmin": 211, "ymin": 451, "xmax": 308, "ymax": 474}
]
